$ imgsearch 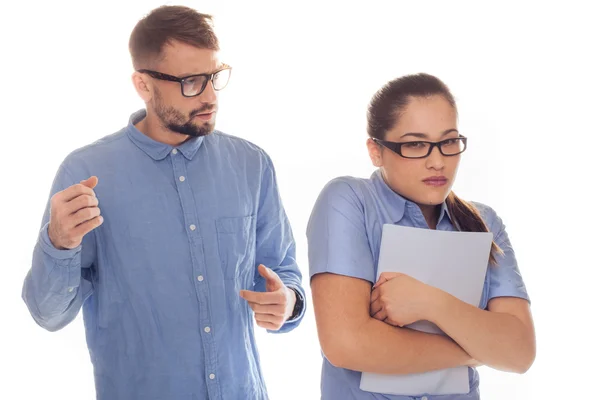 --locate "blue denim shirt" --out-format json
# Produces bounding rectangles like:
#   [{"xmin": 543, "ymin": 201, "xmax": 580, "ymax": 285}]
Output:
[
  {"xmin": 22, "ymin": 110, "xmax": 306, "ymax": 400},
  {"xmin": 307, "ymin": 171, "xmax": 529, "ymax": 400}
]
